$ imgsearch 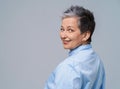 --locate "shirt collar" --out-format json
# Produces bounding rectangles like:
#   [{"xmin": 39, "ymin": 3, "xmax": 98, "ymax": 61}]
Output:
[{"xmin": 69, "ymin": 44, "xmax": 92, "ymax": 56}]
